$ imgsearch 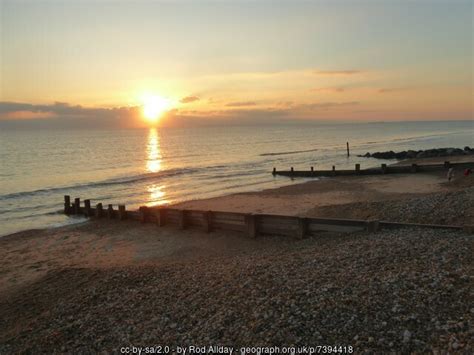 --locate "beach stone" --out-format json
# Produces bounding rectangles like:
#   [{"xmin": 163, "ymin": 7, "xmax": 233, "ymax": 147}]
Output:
[{"xmin": 403, "ymin": 330, "xmax": 412, "ymax": 343}]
